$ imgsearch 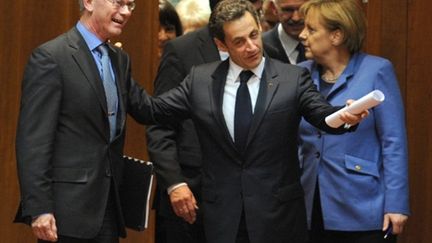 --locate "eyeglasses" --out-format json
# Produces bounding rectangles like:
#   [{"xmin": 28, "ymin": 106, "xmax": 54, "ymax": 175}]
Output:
[{"xmin": 105, "ymin": 0, "xmax": 136, "ymax": 12}]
